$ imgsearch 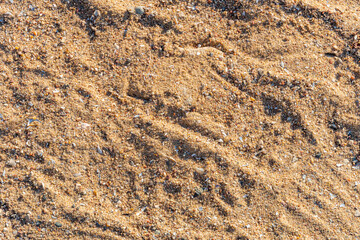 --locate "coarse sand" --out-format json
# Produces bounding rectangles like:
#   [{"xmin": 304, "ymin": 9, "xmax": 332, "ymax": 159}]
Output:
[{"xmin": 1, "ymin": 0, "xmax": 360, "ymax": 239}]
